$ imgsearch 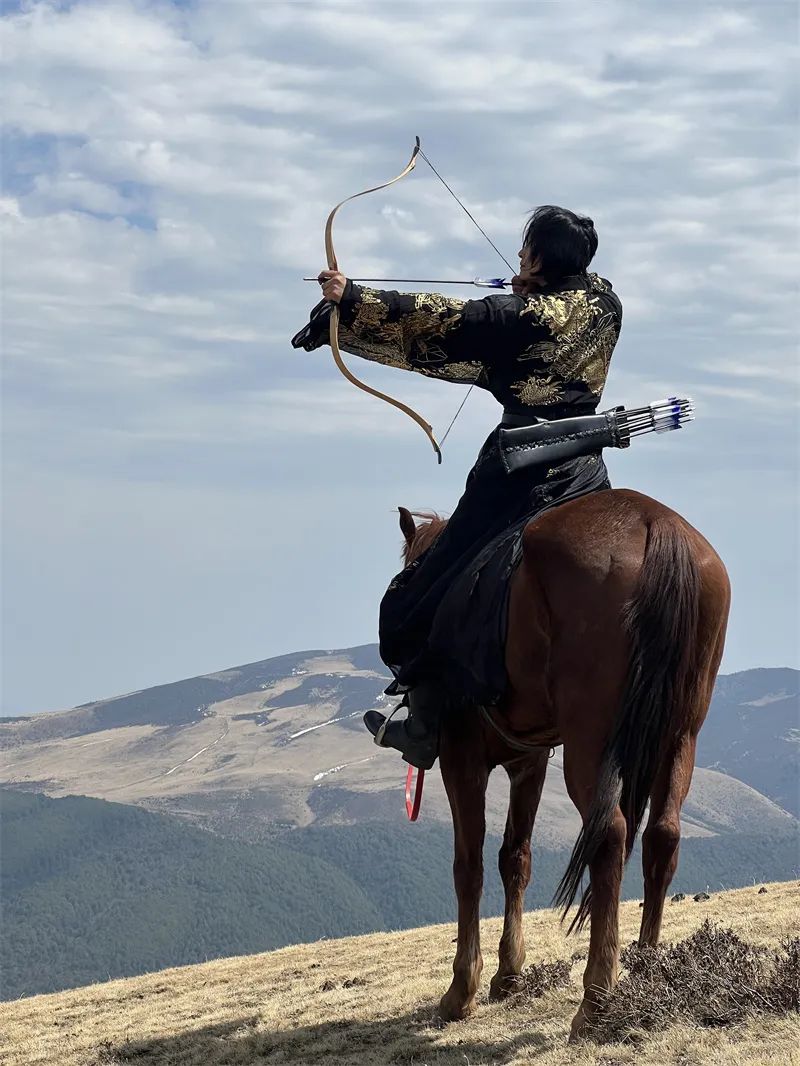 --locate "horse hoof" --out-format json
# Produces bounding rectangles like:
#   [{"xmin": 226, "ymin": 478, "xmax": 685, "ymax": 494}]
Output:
[
  {"xmin": 438, "ymin": 992, "xmax": 475, "ymax": 1022},
  {"xmin": 568, "ymin": 1003, "xmax": 594, "ymax": 1042},
  {"xmin": 488, "ymin": 974, "xmax": 519, "ymax": 1001}
]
